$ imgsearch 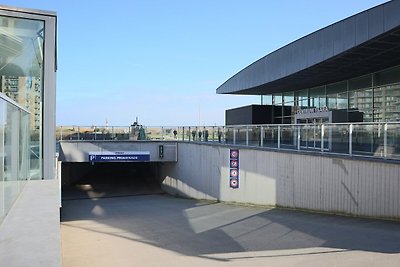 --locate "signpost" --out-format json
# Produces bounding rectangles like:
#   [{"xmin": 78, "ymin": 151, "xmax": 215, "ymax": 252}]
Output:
[{"xmin": 229, "ymin": 149, "xmax": 239, "ymax": 189}]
